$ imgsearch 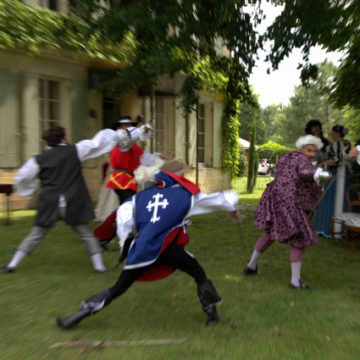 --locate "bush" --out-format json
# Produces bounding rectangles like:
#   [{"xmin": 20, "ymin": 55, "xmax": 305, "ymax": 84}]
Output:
[
  {"xmin": 237, "ymin": 143, "xmax": 247, "ymax": 176},
  {"xmin": 257, "ymin": 141, "xmax": 293, "ymax": 164}
]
